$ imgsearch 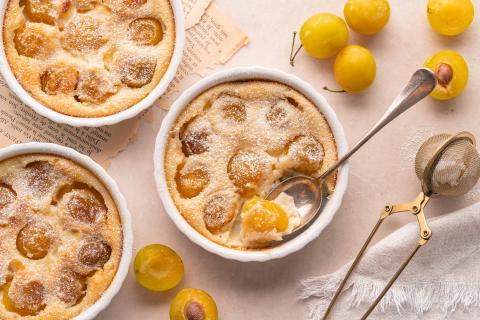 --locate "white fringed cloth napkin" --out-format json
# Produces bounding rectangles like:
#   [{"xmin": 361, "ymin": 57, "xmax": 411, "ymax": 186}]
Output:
[{"xmin": 300, "ymin": 202, "xmax": 480, "ymax": 320}]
